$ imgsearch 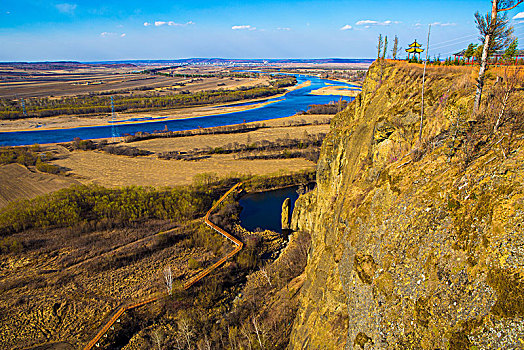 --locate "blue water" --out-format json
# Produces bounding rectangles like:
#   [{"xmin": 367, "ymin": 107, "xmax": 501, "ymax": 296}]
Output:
[
  {"xmin": 0, "ymin": 74, "xmax": 359, "ymax": 146},
  {"xmin": 239, "ymin": 186, "xmax": 300, "ymax": 233}
]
